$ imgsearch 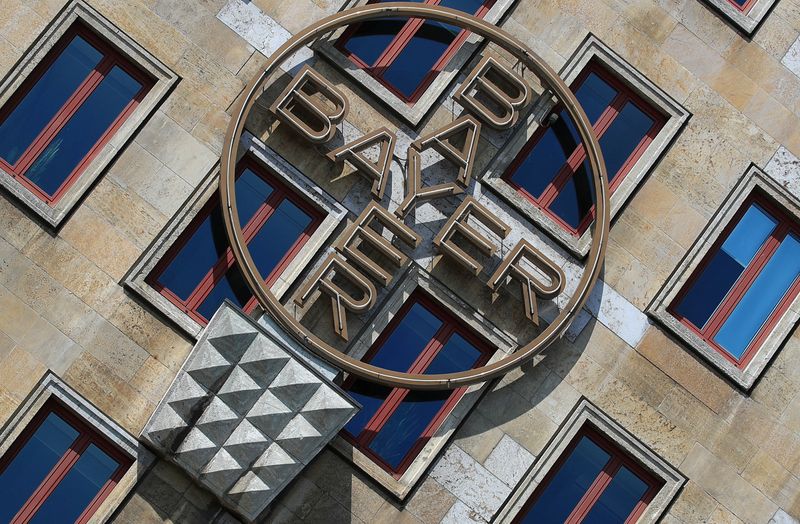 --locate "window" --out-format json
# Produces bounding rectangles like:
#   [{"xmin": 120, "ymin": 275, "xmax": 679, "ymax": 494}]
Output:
[
  {"xmin": 669, "ymin": 194, "xmax": 800, "ymax": 369},
  {"xmin": 727, "ymin": 0, "xmax": 756, "ymax": 12},
  {"xmin": 495, "ymin": 400, "xmax": 684, "ymax": 524},
  {"xmin": 341, "ymin": 291, "xmax": 492, "ymax": 476},
  {"xmin": 335, "ymin": 0, "xmax": 496, "ymax": 103},
  {"xmin": 146, "ymin": 156, "xmax": 324, "ymax": 325},
  {"xmin": 0, "ymin": 23, "xmax": 153, "ymax": 206},
  {"xmin": 502, "ymin": 61, "xmax": 665, "ymax": 236},
  {"xmin": 482, "ymin": 36, "xmax": 688, "ymax": 258},
  {"xmin": 0, "ymin": 399, "xmax": 133, "ymax": 524},
  {"xmin": 648, "ymin": 167, "xmax": 800, "ymax": 389},
  {"xmin": 512, "ymin": 427, "xmax": 662, "ymax": 523}
]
